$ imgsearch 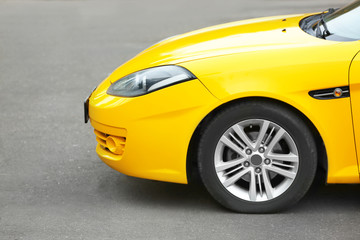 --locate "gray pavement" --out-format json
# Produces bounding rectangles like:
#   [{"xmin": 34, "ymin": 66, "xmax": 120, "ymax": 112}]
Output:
[{"xmin": 1, "ymin": 0, "xmax": 360, "ymax": 239}]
